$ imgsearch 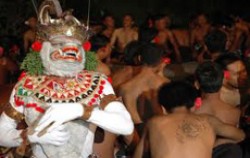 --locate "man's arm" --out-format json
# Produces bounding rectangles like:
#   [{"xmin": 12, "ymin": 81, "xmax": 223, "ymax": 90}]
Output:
[
  {"xmin": 134, "ymin": 120, "xmax": 151, "ymax": 158},
  {"xmin": 207, "ymin": 115, "xmax": 245, "ymax": 143},
  {"xmin": 167, "ymin": 30, "xmax": 182, "ymax": 62}
]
